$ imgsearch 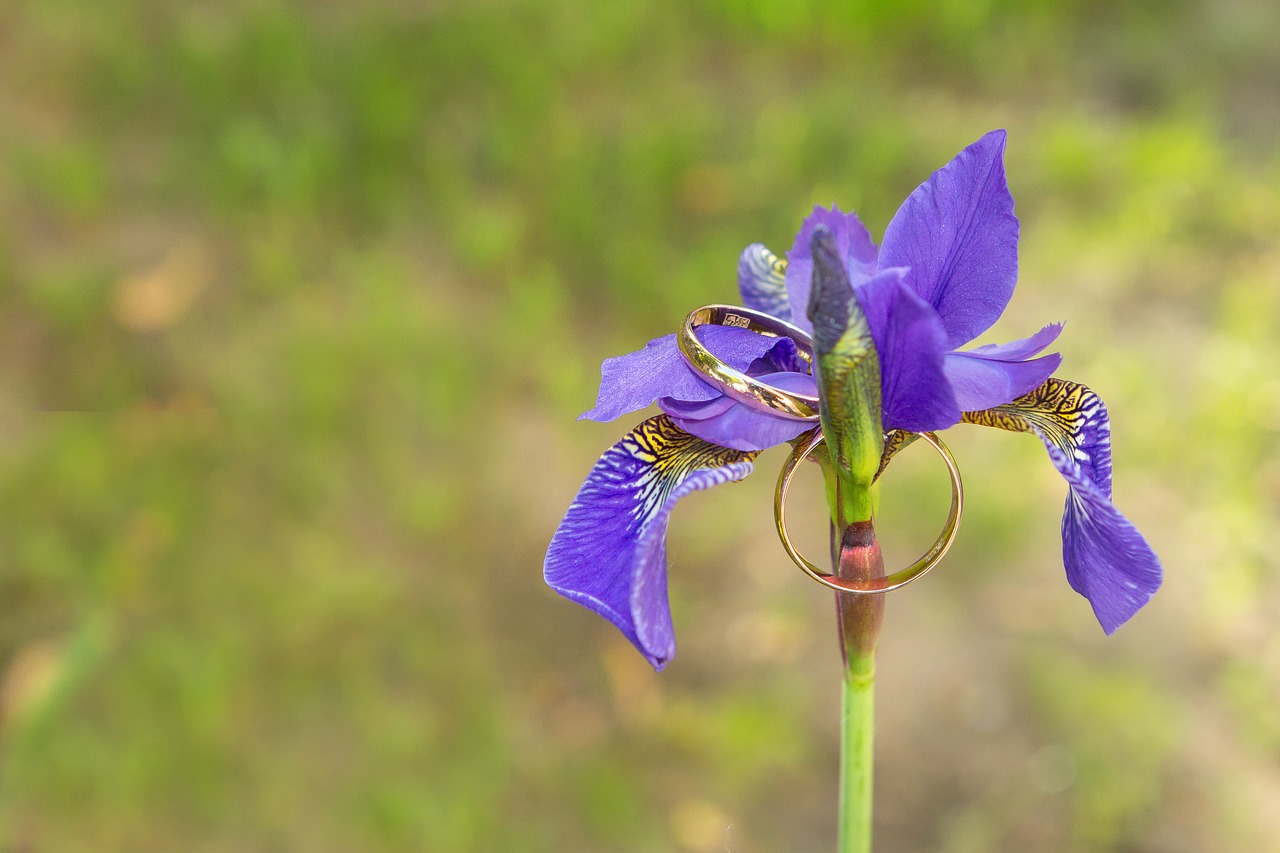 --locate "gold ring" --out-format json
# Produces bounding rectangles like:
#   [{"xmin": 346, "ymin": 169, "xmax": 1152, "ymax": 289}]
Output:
[
  {"xmin": 677, "ymin": 305, "xmax": 820, "ymax": 421},
  {"xmin": 774, "ymin": 429, "xmax": 964, "ymax": 594}
]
